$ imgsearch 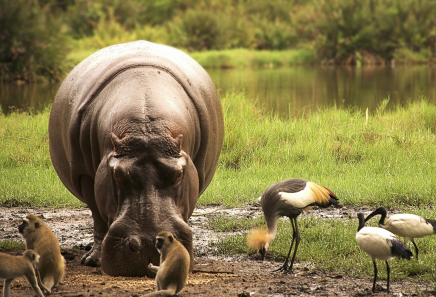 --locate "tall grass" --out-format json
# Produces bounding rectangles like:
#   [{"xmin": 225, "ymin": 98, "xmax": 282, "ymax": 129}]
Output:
[
  {"xmin": 0, "ymin": 107, "xmax": 82, "ymax": 207},
  {"xmin": 200, "ymin": 92, "xmax": 436, "ymax": 208},
  {"xmin": 1, "ymin": 92, "xmax": 436, "ymax": 209}
]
